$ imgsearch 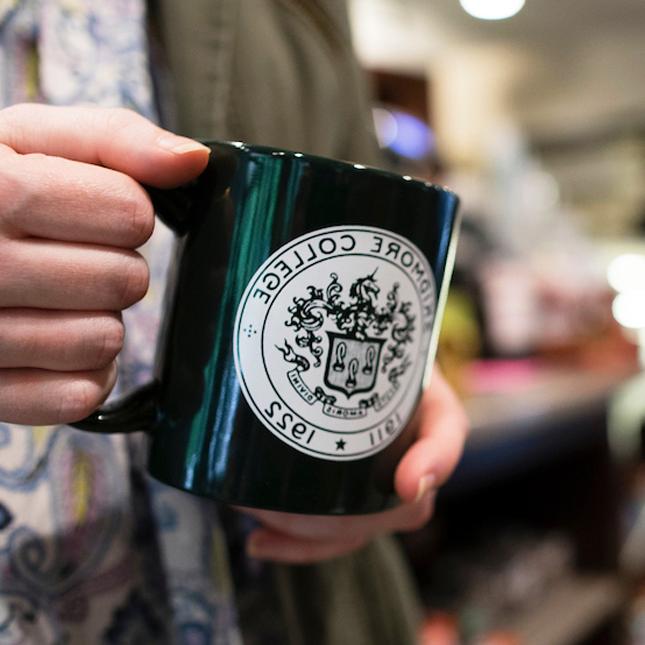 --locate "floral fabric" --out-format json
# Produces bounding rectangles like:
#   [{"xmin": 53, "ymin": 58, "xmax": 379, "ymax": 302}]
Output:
[{"xmin": 0, "ymin": 1, "xmax": 241, "ymax": 643}]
